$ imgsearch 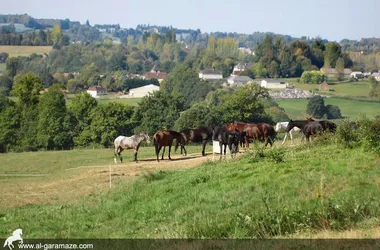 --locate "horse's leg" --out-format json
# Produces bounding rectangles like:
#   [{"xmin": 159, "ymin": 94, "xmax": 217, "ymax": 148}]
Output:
[
  {"xmin": 155, "ymin": 143, "xmax": 161, "ymax": 162},
  {"xmin": 134, "ymin": 145, "xmax": 140, "ymax": 162},
  {"xmin": 161, "ymin": 146, "xmax": 166, "ymax": 160},
  {"xmin": 289, "ymin": 131, "xmax": 293, "ymax": 144},
  {"xmin": 168, "ymin": 145, "xmax": 172, "ymax": 160},
  {"xmin": 114, "ymin": 147, "xmax": 118, "ymax": 164},
  {"xmin": 118, "ymin": 148, "xmax": 124, "ymax": 163},
  {"xmin": 282, "ymin": 133, "xmax": 288, "ymax": 145},
  {"xmin": 223, "ymin": 143, "xmax": 227, "ymax": 160},
  {"xmin": 201, "ymin": 139, "xmax": 206, "ymax": 156},
  {"xmin": 219, "ymin": 142, "xmax": 223, "ymax": 160}
]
